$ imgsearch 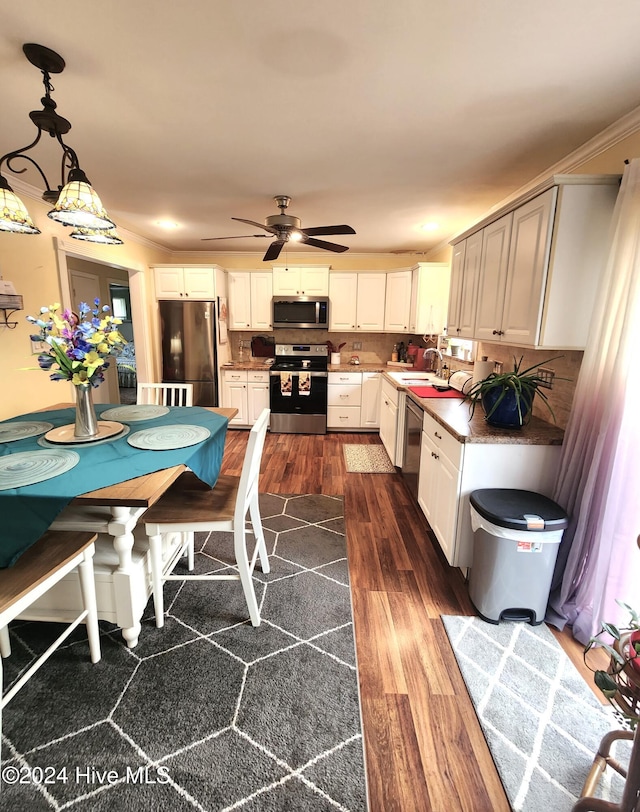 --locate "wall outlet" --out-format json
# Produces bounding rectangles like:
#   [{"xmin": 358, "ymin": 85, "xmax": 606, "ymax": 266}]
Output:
[
  {"xmin": 537, "ymin": 367, "xmax": 555, "ymax": 389},
  {"xmin": 352, "ymin": 341, "xmax": 362, "ymax": 350},
  {"xmin": 30, "ymin": 340, "xmax": 48, "ymax": 355}
]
